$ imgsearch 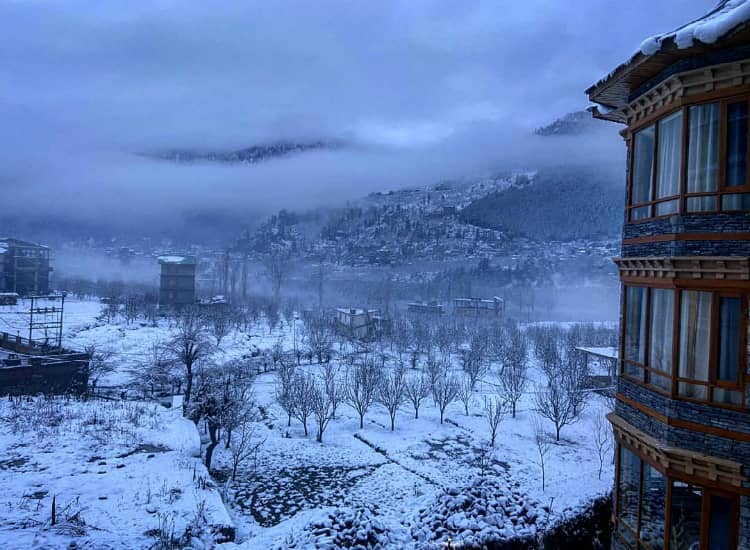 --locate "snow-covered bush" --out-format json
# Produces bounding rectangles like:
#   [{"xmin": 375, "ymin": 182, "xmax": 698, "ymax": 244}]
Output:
[
  {"xmin": 286, "ymin": 506, "xmax": 392, "ymax": 549},
  {"xmin": 412, "ymin": 476, "xmax": 543, "ymax": 549}
]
